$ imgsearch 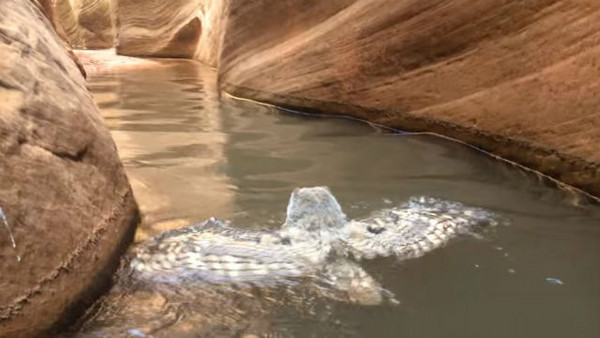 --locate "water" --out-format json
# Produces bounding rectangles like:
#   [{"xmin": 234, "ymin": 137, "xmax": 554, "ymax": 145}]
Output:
[{"xmin": 76, "ymin": 59, "xmax": 600, "ymax": 337}]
